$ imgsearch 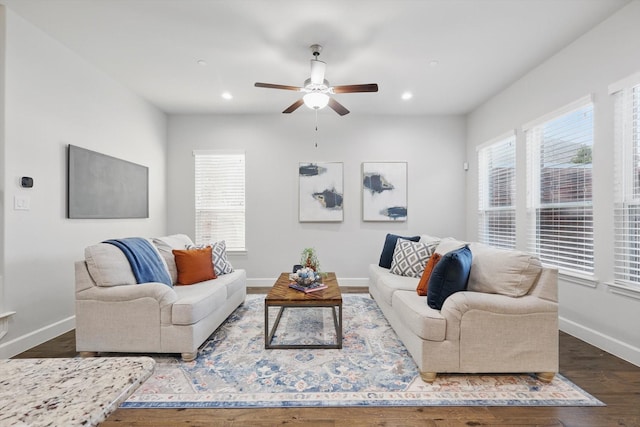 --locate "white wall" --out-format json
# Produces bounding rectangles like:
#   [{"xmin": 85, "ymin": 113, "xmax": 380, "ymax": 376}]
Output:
[
  {"xmin": 0, "ymin": 8, "xmax": 168, "ymax": 357},
  {"xmin": 466, "ymin": 1, "xmax": 640, "ymax": 366},
  {"xmin": 167, "ymin": 113, "xmax": 466, "ymax": 283}
]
